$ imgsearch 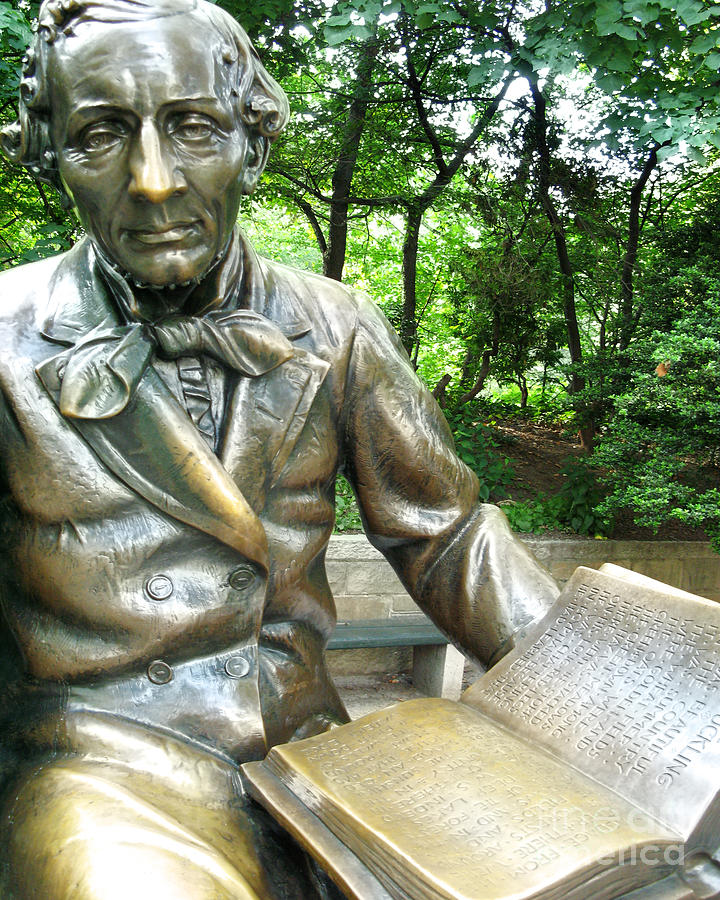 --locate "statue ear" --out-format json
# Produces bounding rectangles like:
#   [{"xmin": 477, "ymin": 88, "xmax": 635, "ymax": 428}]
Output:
[
  {"xmin": 241, "ymin": 135, "xmax": 270, "ymax": 194},
  {"xmin": 0, "ymin": 121, "xmax": 23, "ymax": 164},
  {"xmin": 1, "ymin": 117, "xmax": 72, "ymax": 205}
]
